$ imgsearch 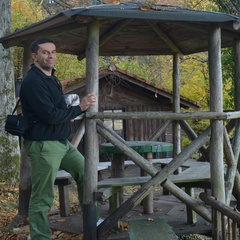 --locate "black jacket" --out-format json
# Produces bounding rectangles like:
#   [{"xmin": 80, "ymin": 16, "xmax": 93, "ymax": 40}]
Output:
[{"xmin": 20, "ymin": 64, "xmax": 82, "ymax": 141}]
